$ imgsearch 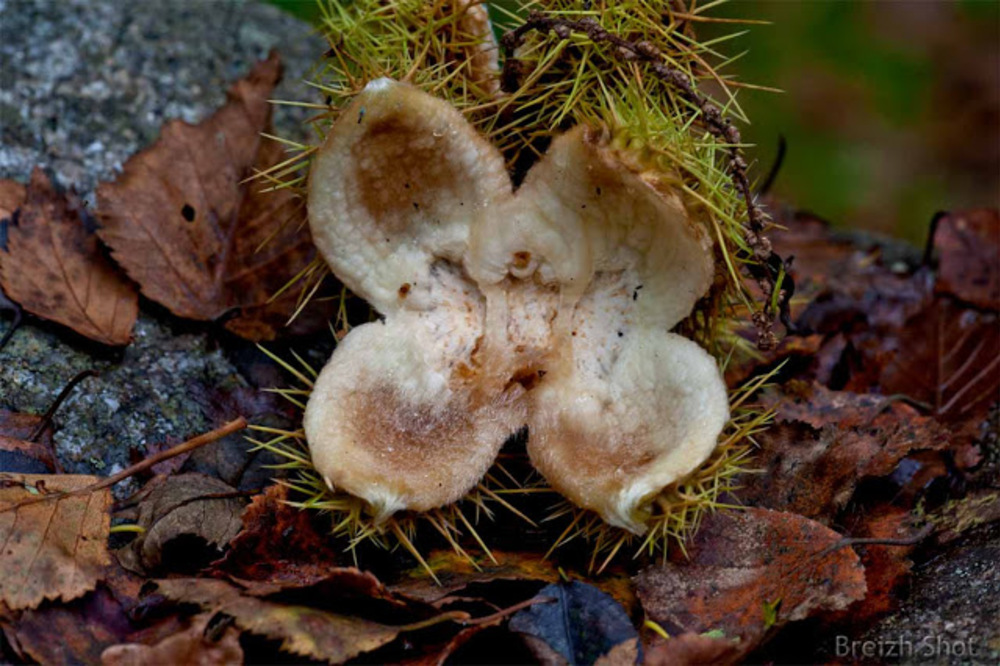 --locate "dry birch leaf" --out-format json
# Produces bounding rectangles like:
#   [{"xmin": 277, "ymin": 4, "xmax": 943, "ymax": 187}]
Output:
[
  {"xmin": 0, "ymin": 473, "xmax": 112, "ymax": 610},
  {"xmin": 96, "ymin": 50, "xmax": 320, "ymax": 341},
  {"xmin": 0, "ymin": 169, "xmax": 137, "ymax": 345}
]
